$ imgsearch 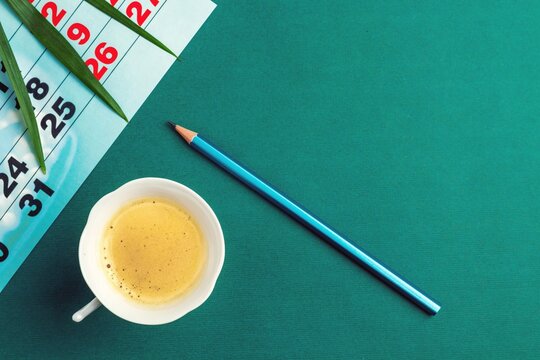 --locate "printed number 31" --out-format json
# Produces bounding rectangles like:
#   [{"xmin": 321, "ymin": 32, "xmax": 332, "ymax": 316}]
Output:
[{"xmin": 19, "ymin": 179, "xmax": 54, "ymax": 217}]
